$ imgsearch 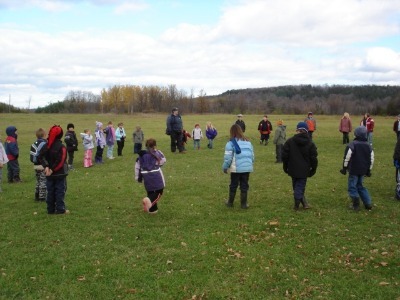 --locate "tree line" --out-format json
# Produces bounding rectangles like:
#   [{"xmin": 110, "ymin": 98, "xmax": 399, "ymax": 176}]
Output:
[{"xmin": 4, "ymin": 84, "xmax": 400, "ymax": 115}]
